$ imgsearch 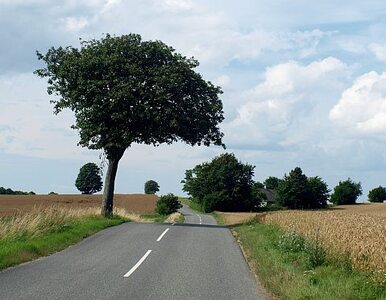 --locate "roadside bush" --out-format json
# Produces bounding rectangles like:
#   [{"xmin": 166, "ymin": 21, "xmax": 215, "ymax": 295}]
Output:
[
  {"xmin": 368, "ymin": 186, "xmax": 386, "ymax": 203},
  {"xmin": 156, "ymin": 193, "xmax": 182, "ymax": 215},
  {"xmin": 330, "ymin": 178, "xmax": 362, "ymax": 205},
  {"xmin": 75, "ymin": 163, "xmax": 103, "ymax": 194}
]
